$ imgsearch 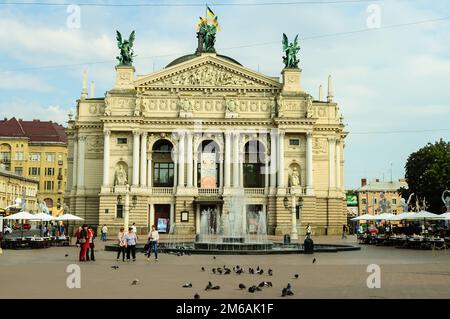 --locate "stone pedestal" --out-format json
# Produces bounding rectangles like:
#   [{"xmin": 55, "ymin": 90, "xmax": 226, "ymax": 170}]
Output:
[
  {"xmin": 114, "ymin": 65, "xmax": 135, "ymax": 90},
  {"xmin": 281, "ymin": 68, "xmax": 302, "ymax": 93}
]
